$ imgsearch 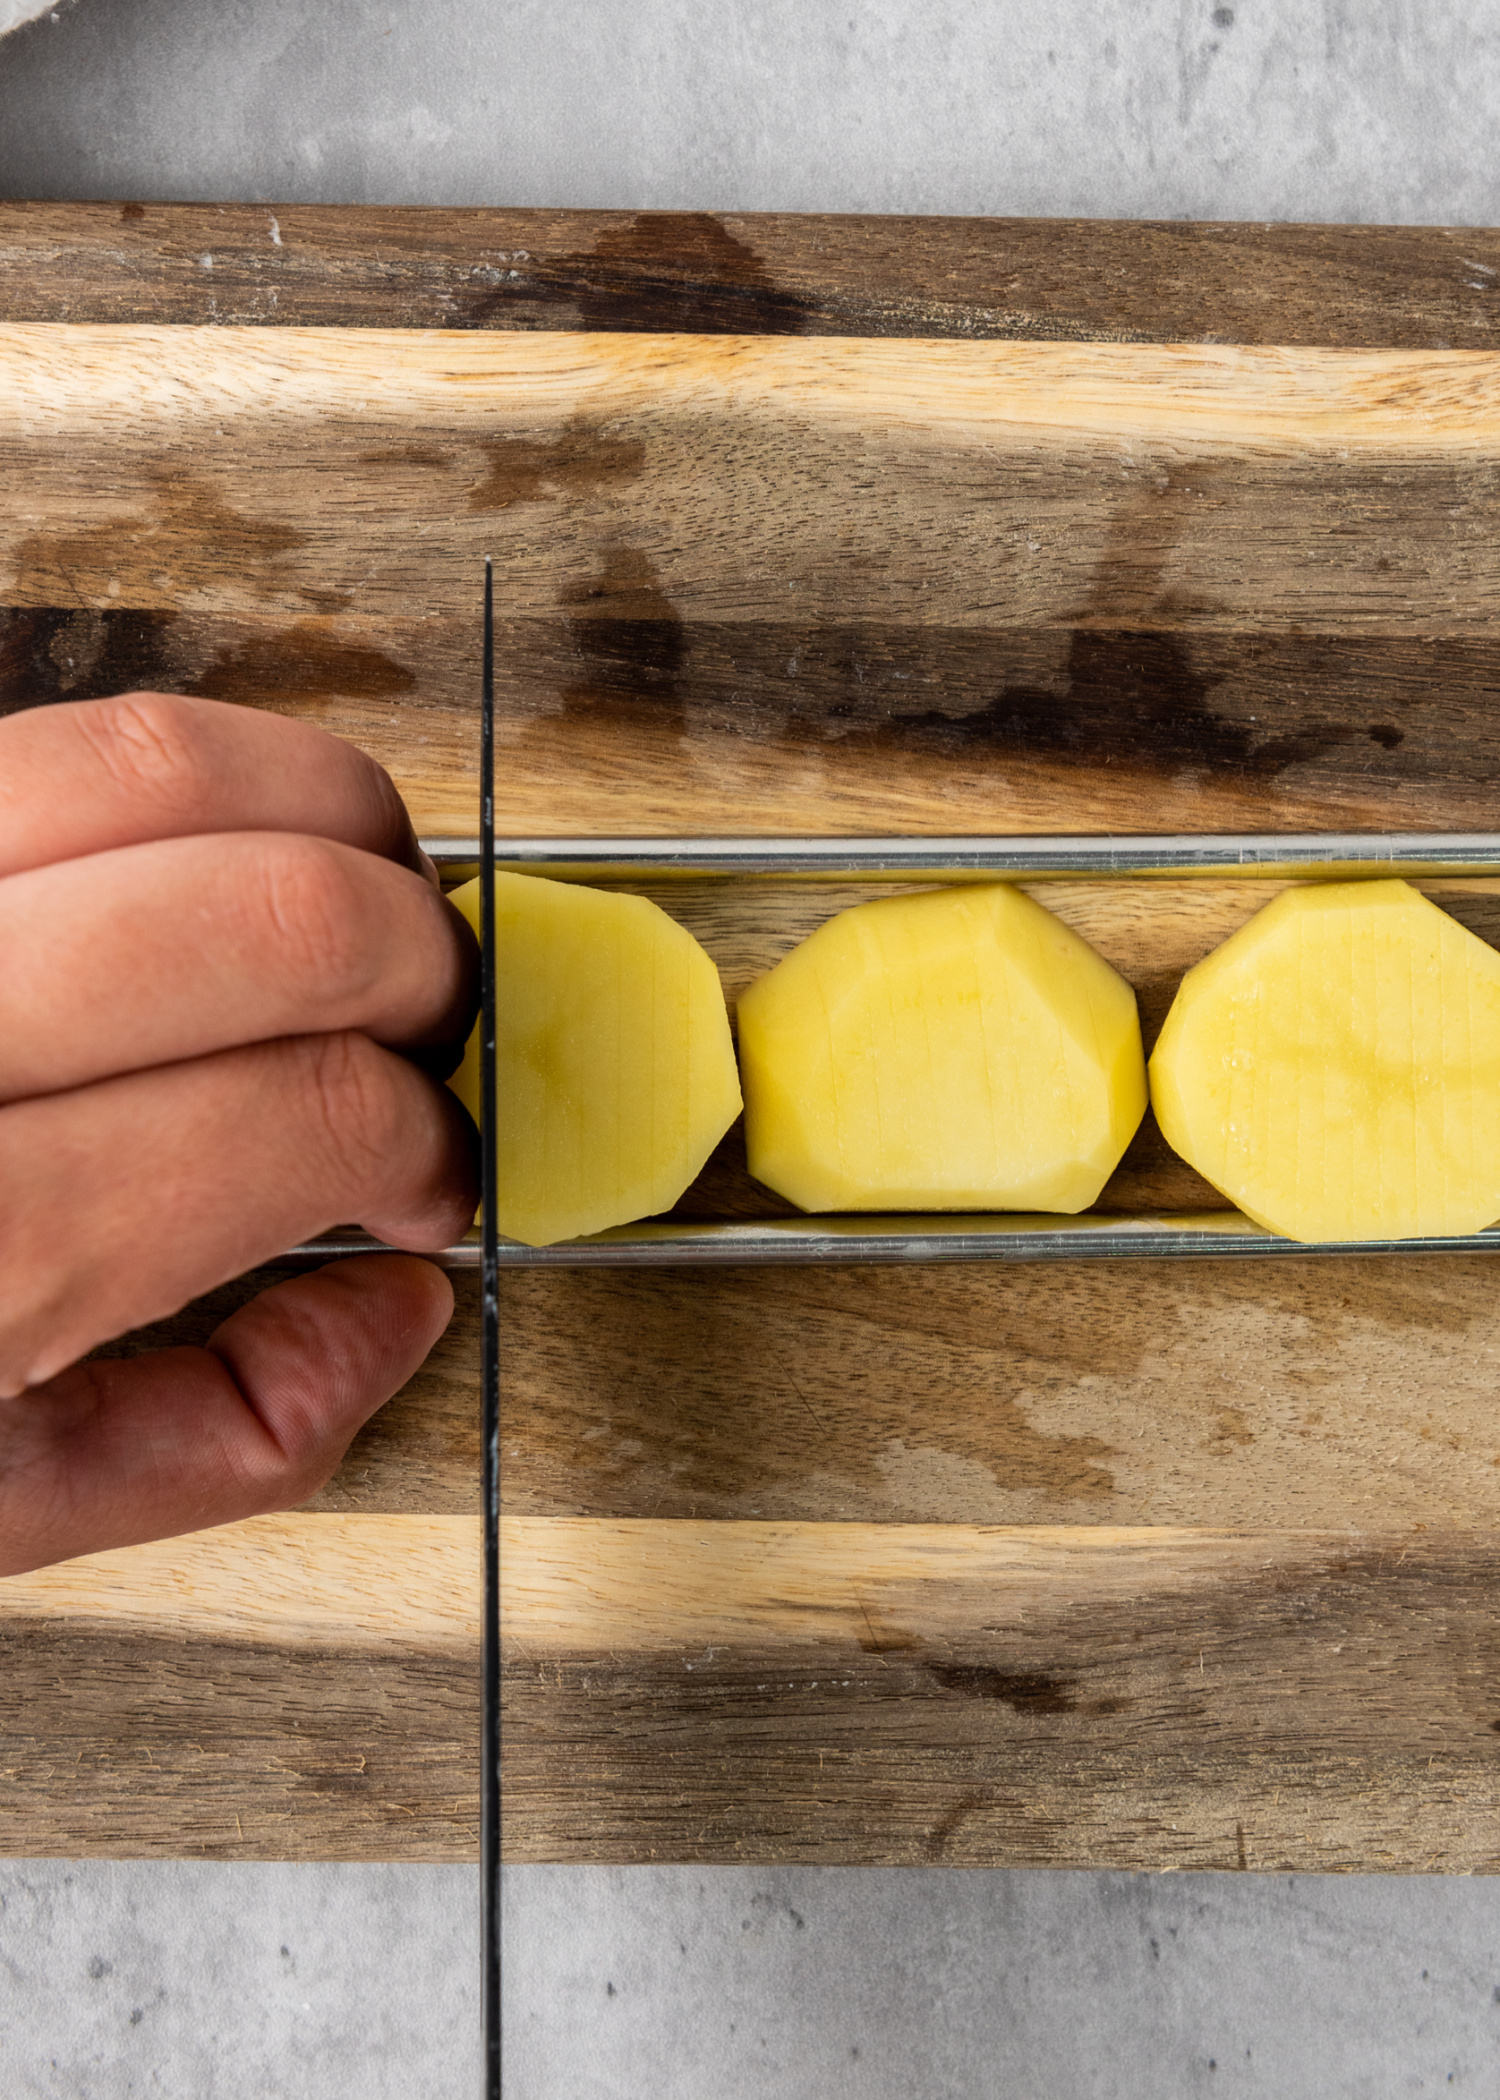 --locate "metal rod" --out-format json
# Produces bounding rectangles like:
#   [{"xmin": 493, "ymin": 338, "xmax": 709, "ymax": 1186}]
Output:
[
  {"xmin": 479, "ymin": 561, "xmax": 501, "ymax": 2100},
  {"xmin": 420, "ymin": 831, "xmax": 1500, "ymax": 882},
  {"xmin": 289, "ymin": 1216, "xmax": 1500, "ymax": 1266}
]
